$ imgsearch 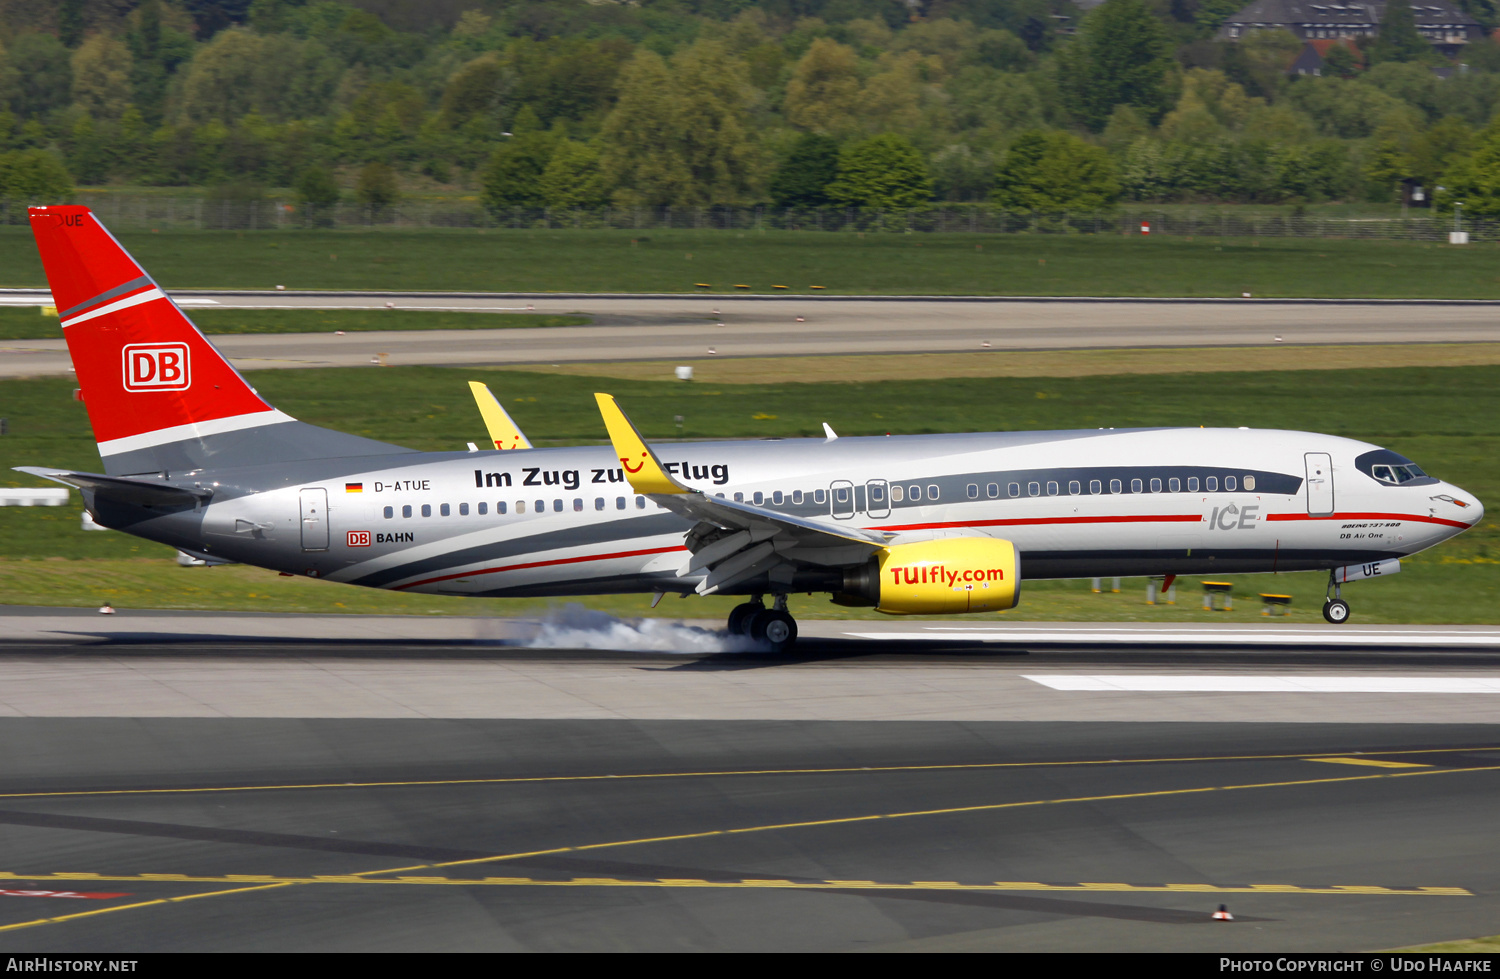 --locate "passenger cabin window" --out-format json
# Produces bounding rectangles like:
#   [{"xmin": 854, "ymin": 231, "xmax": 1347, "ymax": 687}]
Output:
[
  {"xmin": 907, "ymin": 485, "xmax": 920, "ymax": 501},
  {"xmin": 891, "ymin": 486, "xmax": 903, "ymax": 502},
  {"xmin": 459, "ymin": 503, "xmax": 469, "ymax": 515},
  {"xmin": 1046, "ymin": 481, "xmax": 1059, "ymax": 496},
  {"xmin": 1149, "ymin": 478, "xmax": 1161, "ymax": 493},
  {"xmin": 753, "ymin": 491, "xmax": 764, "ymax": 505},
  {"xmin": 1187, "ymin": 477, "xmax": 1199, "ymax": 492},
  {"xmin": 616, "ymin": 497, "xmax": 626, "ymax": 509},
  {"xmin": 987, "ymin": 483, "xmax": 999, "ymax": 498},
  {"xmin": 494, "ymin": 502, "xmax": 504, "ymax": 514},
  {"xmin": 1130, "ymin": 478, "xmax": 1143, "ymax": 493},
  {"xmin": 440, "ymin": 503, "xmax": 450, "ymax": 516},
  {"xmin": 1028, "ymin": 481, "xmax": 1040, "ymax": 497},
  {"xmin": 814, "ymin": 489, "xmax": 827, "ymax": 504},
  {"xmin": 573, "ymin": 499, "xmax": 583, "ymax": 511},
  {"xmin": 1110, "ymin": 479, "xmax": 1122, "ymax": 494},
  {"xmin": 1244, "ymin": 475, "xmax": 1256, "ymax": 491},
  {"xmin": 1090, "ymin": 480, "xmax": 1102, "ymax": 494},
  {"xmin": 1168, "ymin": 478, "xmax": 1180, "ymax": 493},
  {"xmin": 516, "ymin": 501, "xmax": 526, "ymax": 514},
  {"xmin": 734, "ymin": 492, "xmax": 744, "ymax": 502},
  {"xmin": 595, "ymin": 498, "xmax": 605, "ymax": 511},
  {"xmin": 773, "ymin": 491, "xmax": 784, "ymax": 505},
  {"xmin": 869, "ymin": 484, "xmax": 885, "ymax": 503},
  {"xmin": 1225, "ymin": 476, "xmax": 1238, "ymax": 491},
  {"xmin": 927, "ymin": 484, "xmax": 939, "ymax": 500},
  {"xmin": 403, "ymin": 505, "xmax": 413, "ymax": 518},
  {"xmin": 793, "ymin": 490, "xmax": 804, "ymax": 504},
  {"xmin": 1008, "ymin": 482, "xmax": 1020, "ymax": 498},
  {"xmin": 967, "ymin": 484, "xmax": 979, "ymax": 499},
  {"xmin": 636, "ymin": 496, "xmax": 646, "ymax": 509},
  {"xmin": 1068, "ymin": 480, "xmax": 1080, "ymax": 495},
  {"xmin": 384, "ymin": 506, "xmax": 393, "ymax": 519},
  {"xmin": 421, "ymin": 504, "xmax": 432, "ymax": 517},
  {"xmin": 1206, "ymin": 477, "xmax": 1218, "ymax": 491}
]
